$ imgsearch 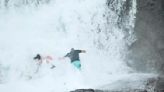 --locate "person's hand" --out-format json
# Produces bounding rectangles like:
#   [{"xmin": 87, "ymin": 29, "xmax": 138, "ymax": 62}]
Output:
[{"xmin": 82, "ymin": 50, "xmax": 86, "ymax": 53}]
